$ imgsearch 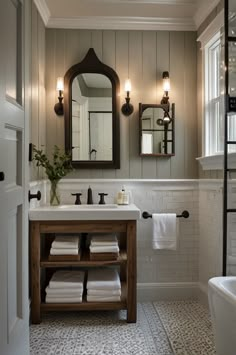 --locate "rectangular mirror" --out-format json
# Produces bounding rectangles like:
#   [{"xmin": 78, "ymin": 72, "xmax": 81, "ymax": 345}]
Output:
[{"xmin": 139, "ymin": 103, "xmax": 175, "ymax": 156}]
